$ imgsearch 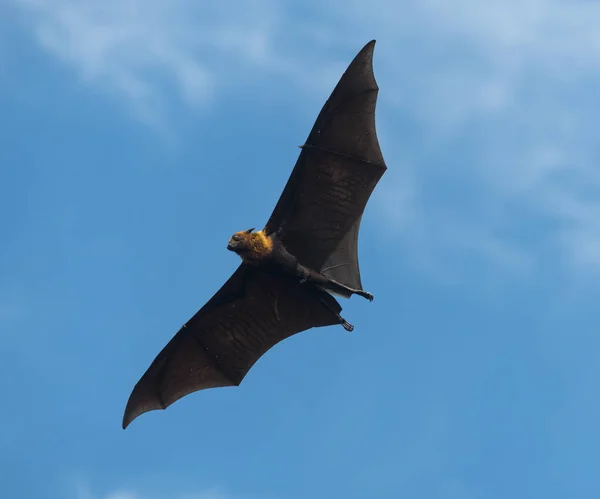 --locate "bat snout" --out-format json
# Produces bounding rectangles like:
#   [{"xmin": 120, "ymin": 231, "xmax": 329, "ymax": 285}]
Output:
[{"xmin": 227, "ymin": 238, "xmax": 242, "ymax": 252}]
